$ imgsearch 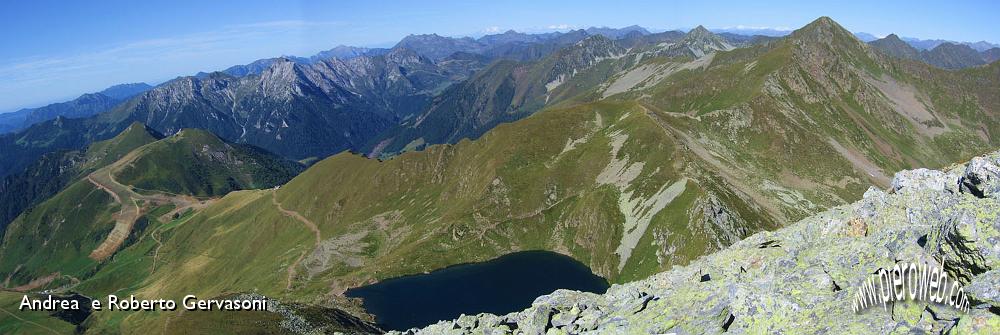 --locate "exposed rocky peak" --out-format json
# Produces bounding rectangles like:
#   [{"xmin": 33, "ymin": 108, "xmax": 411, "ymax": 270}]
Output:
[
  {"xmin": 789, "ymin": 16, "xmax": 863, "ymax": 47},
  {"xmin": 570, "ymin": 34, "xmax": 621, "ymax": 53},
  {"xmin": 396, "ymin": 150, "xmax": 1000, "ymax": 334},
  {"xmin": 542, "ymin": 34, "xmax": 626, "ymax": 87},
  {"xmin": 257, "ymin": 58, "xmax": 307, "ymax": 98},
  {"xmin": 686, "ymin": 25, "xmax": 713, "ymax": 39},
  {"xmin": 682, "ymin": 25, "xmax": 734, "ymax": 55},
  {"xmin": 645, "ymin": 24, "xmax": 733, "ymax": 59},
  {"xmin": 383, "ymin": 46, "xmax": 434, "ymax": 66},
  {"xmin": 784, "ymin": 16, "xmax": 883, "ymax": 72}
]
